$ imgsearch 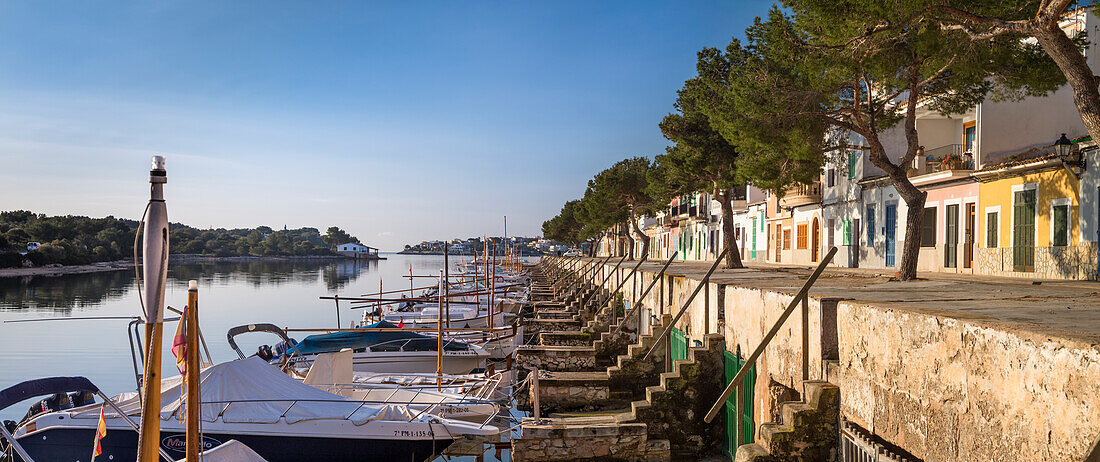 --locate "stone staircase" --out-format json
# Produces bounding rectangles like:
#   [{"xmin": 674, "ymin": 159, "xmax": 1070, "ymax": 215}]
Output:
[
  {"xmin": 733, "ymin": 381, "xmax": 840, "ymax": 462},
  {"xmin": 617, "ymin": 333, "xmax": 726, "ymax": 457}
]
